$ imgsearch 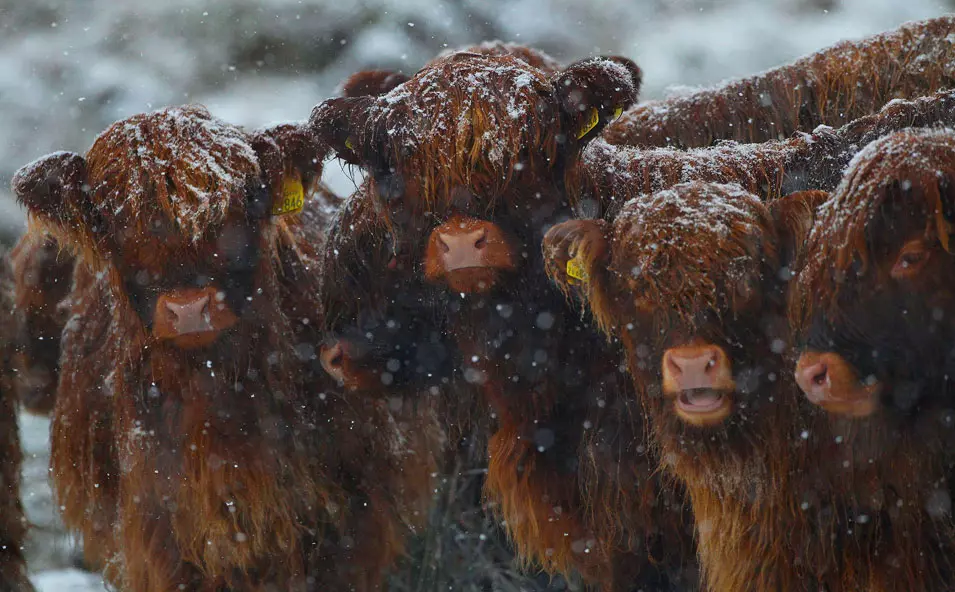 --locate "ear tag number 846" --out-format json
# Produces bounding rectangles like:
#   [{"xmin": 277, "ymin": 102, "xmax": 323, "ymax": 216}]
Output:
[{"xmin": 273, "ymin": 174, "xmax": 305, "ymax": 216}]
